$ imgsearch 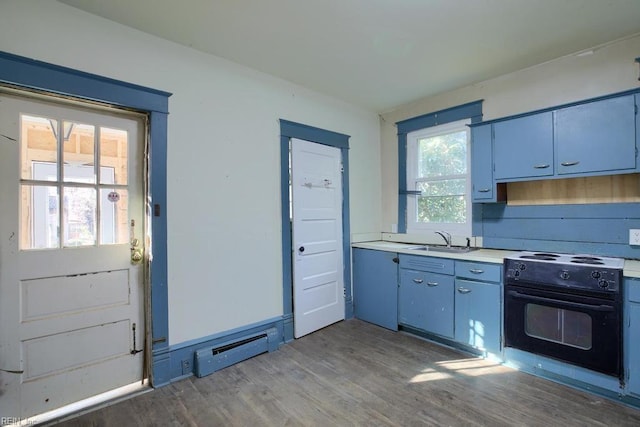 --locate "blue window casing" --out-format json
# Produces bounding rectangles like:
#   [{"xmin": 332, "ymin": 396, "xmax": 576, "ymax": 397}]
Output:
[
  {"xmin": 0, "ymin": 51, "xmax": 172, "ymax": 386},
  {"xmin": 396, "ymin": 100, "xmax": 483, "ymax": 233},
  {"xmin": 279, "ymin": 120, "xmax": 351, "ymax": 342}
]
